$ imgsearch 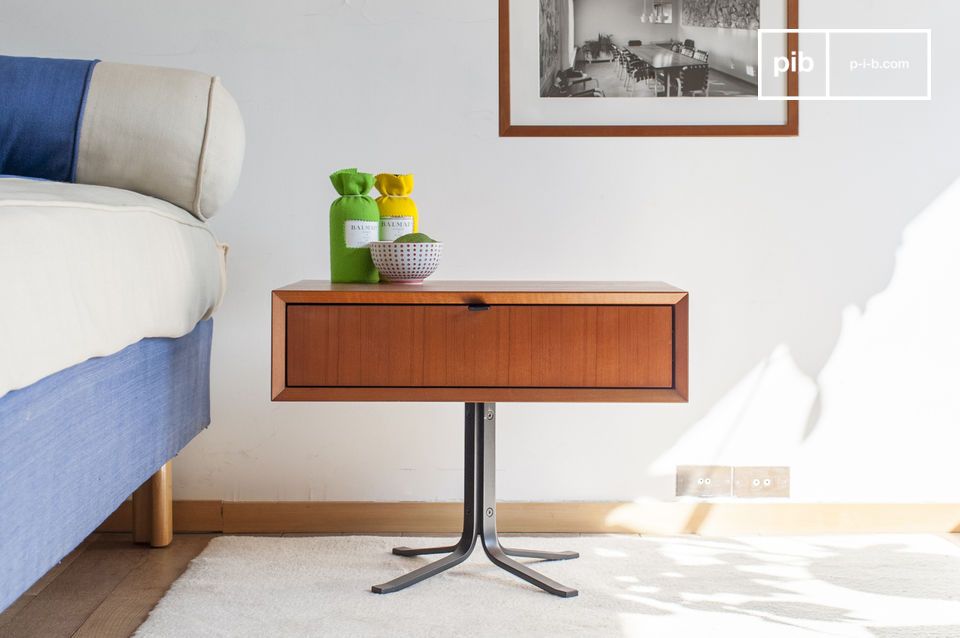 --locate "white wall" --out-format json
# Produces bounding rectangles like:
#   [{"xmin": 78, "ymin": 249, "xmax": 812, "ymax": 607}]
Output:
[
  {"xmin": 3, "ymin": 0, "xmax": 958, "ymax": 503},
  {"xmin": 574, "ymin": 0, "xmax": 678, "ymax": 47}
]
